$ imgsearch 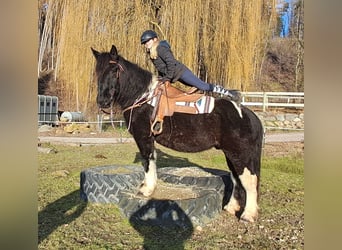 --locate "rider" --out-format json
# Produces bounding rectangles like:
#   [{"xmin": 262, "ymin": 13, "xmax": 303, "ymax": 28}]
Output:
[{"xmin": 140, "ymin": 30, "xmax": 241, "ymax": 103}]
